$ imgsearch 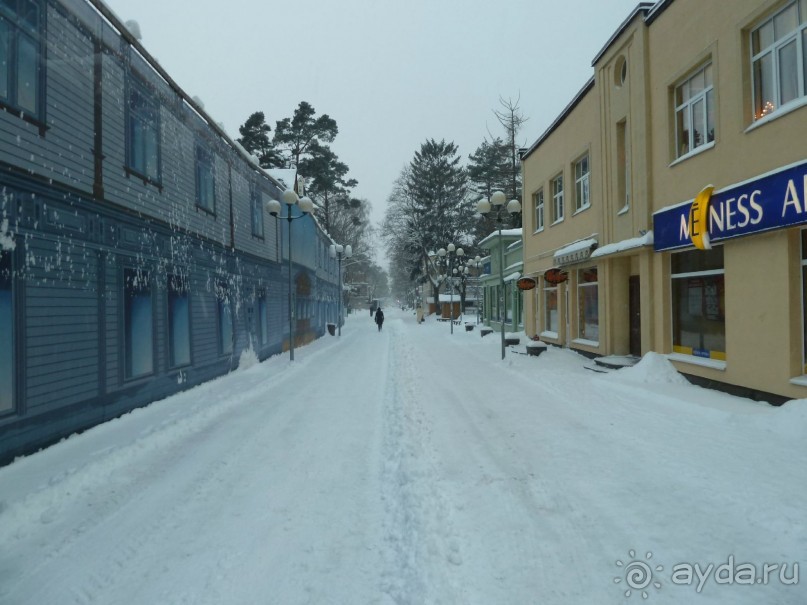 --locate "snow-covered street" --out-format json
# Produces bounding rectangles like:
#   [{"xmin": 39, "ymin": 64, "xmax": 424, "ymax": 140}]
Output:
[{"xmin": 1, "ymin": 308, "xmax": 805, "ymax": 605}]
